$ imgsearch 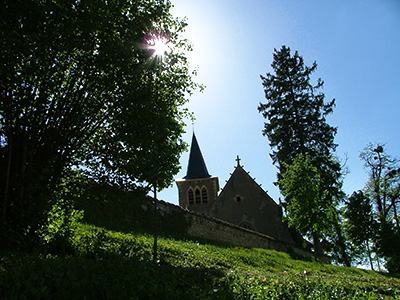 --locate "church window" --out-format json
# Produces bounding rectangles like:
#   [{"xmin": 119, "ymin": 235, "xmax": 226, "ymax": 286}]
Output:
[
  {"xmin": 188, "ymin": 189, "xmax": 194, "ymax": 204},
  {"xmin": 195, "ymin": 188, "xmax": 201, "ymax": 204},
  {"xmin": 238, "ymin": 221, "xmax": 256, "ymax": 231},
  {"xmin": 235, "ymin": 195, "xmax": 242, "ymax": 202},
  {"xmin": 202, "ymin": 187, "xmax": 208, "ymax": 203}
]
